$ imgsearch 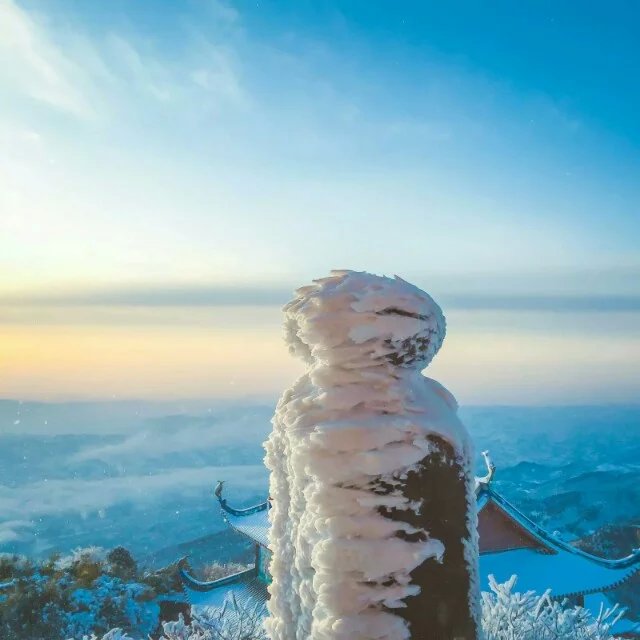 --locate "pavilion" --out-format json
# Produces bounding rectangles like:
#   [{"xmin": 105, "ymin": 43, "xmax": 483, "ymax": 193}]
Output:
[{"xmin": 180, "ymin": 455, "xmax": 640, "ymax": 635}]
